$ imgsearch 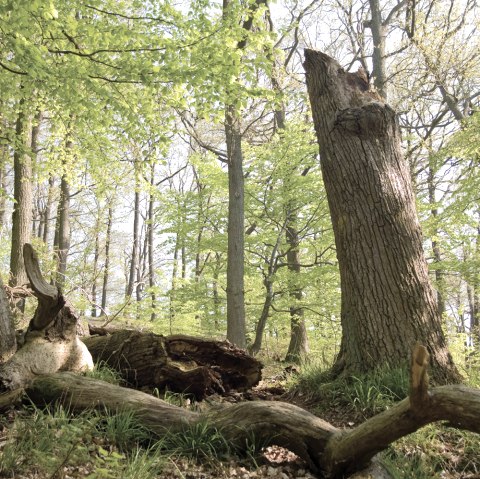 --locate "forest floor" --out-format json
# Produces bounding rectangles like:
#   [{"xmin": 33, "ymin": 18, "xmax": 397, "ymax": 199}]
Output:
[{"xmin": 1, "ymin": 357, "xmax": 480, "ymax": 478}]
